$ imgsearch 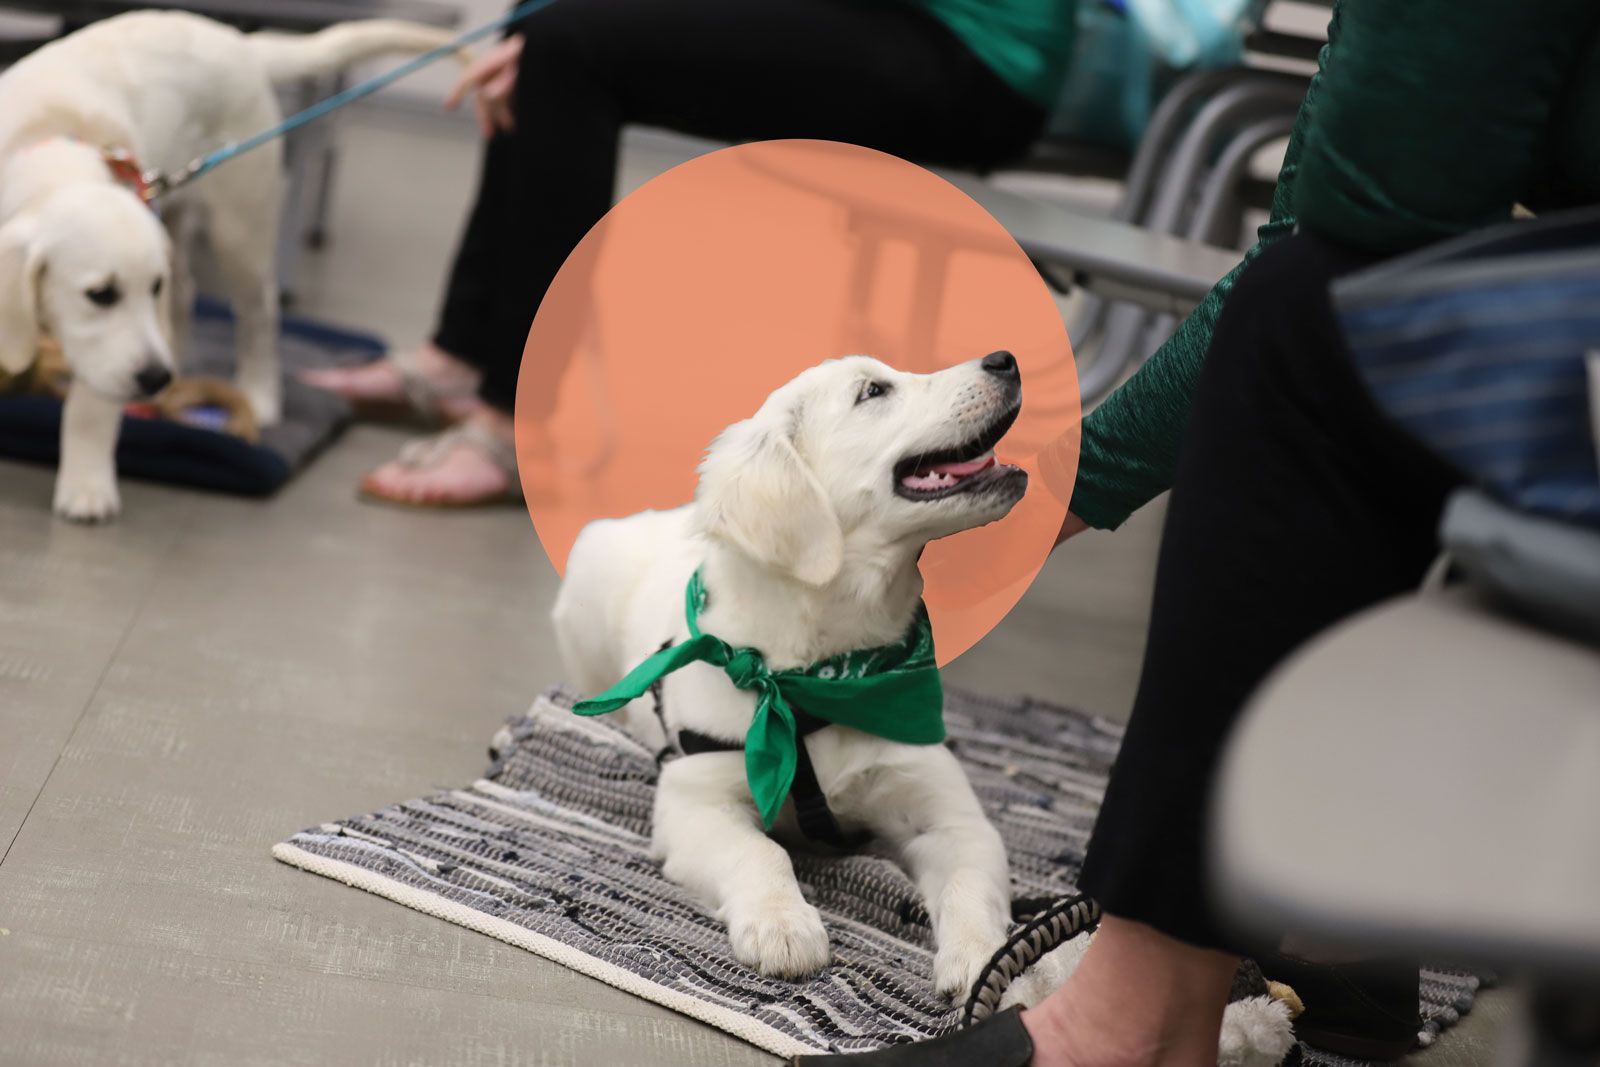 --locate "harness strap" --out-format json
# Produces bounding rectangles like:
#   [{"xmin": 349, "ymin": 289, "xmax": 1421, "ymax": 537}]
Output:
[
  {"xmin": 646, "ymin": 639, "xmax": 674, "ymax": 763},
  {"xmin": 677, "ymin": 709, "xmax": 866, "ymax": 848},
  {"xmin": 788, "ymin": 724, "xmax": 862, "ymax": 848}
]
